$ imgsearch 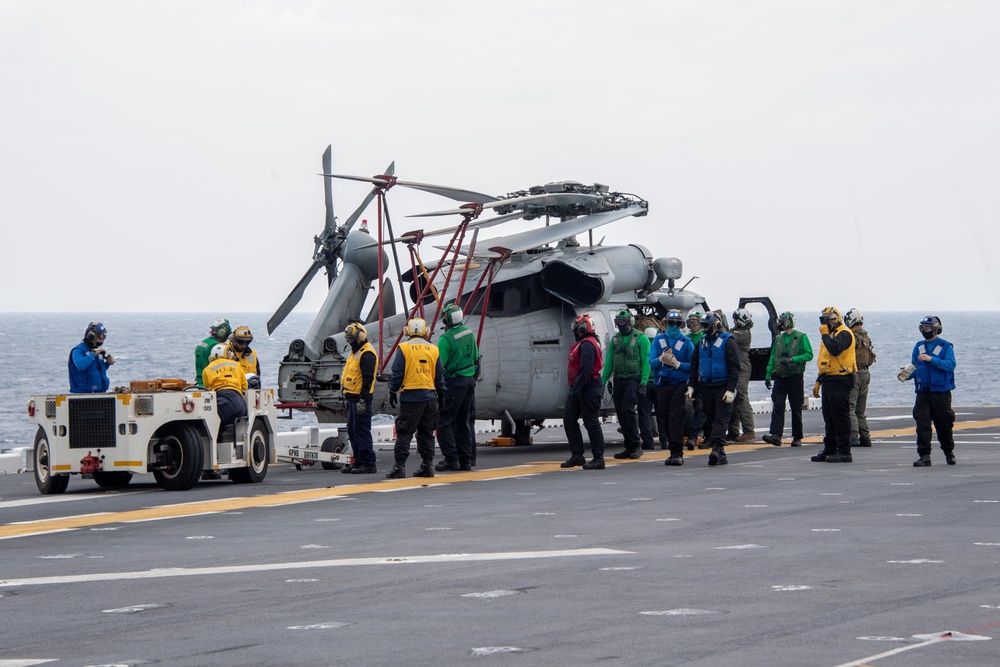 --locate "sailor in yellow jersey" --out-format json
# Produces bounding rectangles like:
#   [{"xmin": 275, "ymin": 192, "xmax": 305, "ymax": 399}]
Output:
[
  {"xmin": 227, "ymin": 325, "xmax": 261, "ymax": 388},
  {"xmin": 810, "ymin": 307, "xmax": 857, "ymax": 463},
  {"xmin": 202, "ymin": 343, "xmax": 248, "ymax": 432},
  {"xmin": 341, "ymin": 321, "xmax": 379, "ymax": 475},
  {"xmin": 386, "ymin": 318, "xmax": 446, "ymax": 479}
]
